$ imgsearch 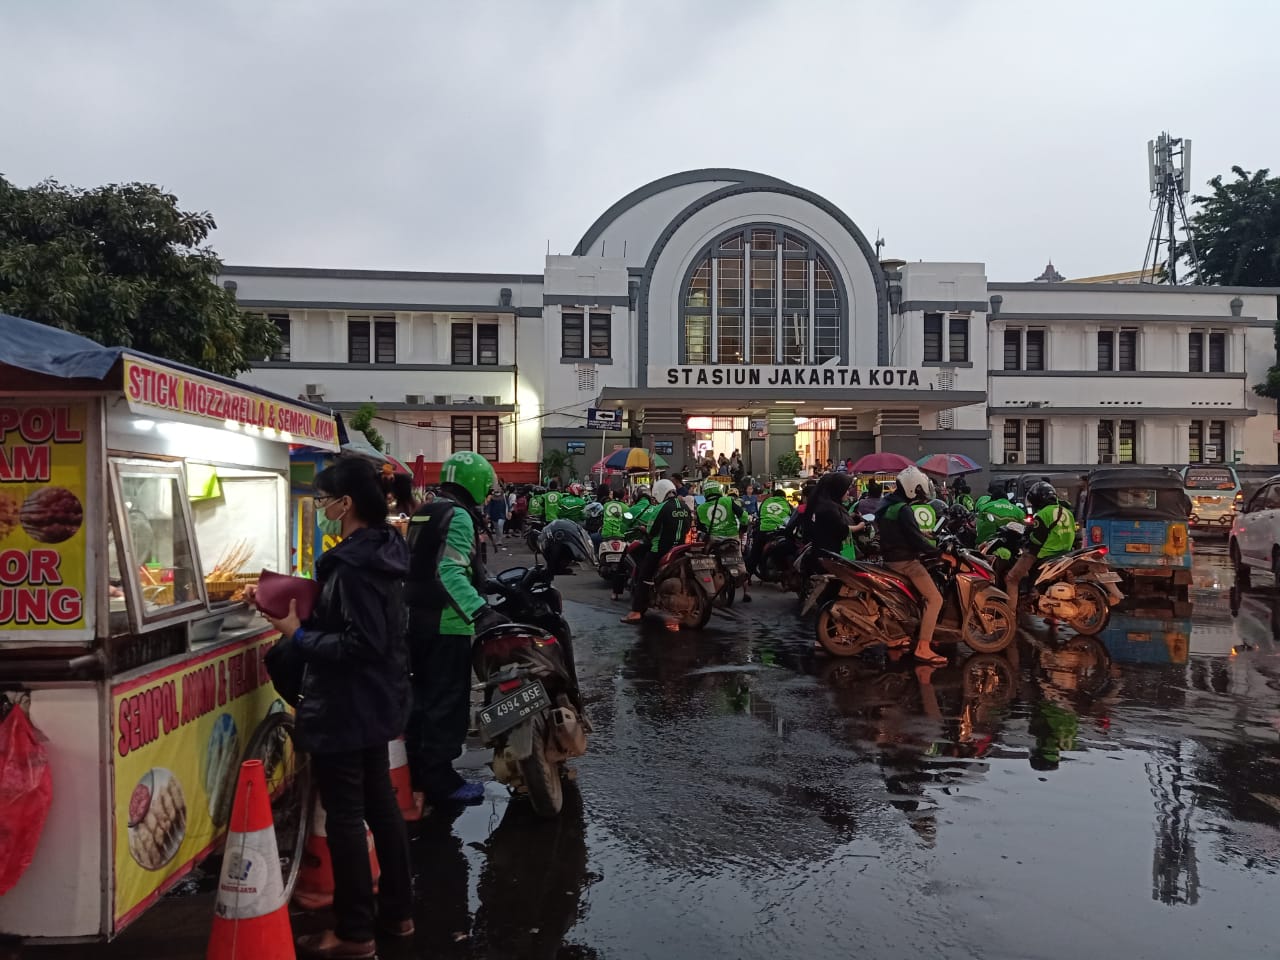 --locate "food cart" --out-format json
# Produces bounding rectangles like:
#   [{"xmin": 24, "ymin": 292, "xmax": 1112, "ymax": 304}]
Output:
[{"xmin": 0, "ymin": 315, "xmax": 340, "ymax": 942}]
